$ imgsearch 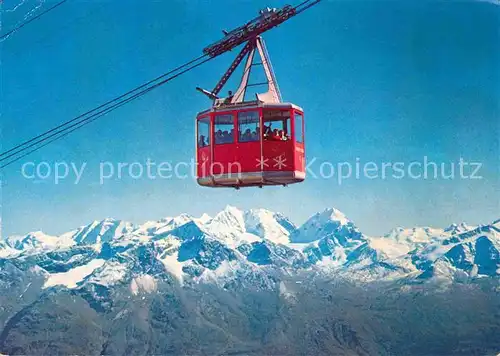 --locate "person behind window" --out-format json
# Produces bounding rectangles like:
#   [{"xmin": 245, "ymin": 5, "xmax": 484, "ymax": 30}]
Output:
[
  {"xmin": 272, "ymin": 128, "xmax": 280, "ymax": 140},
  {"xmin": 242, "ymin": 128, "xmax": 252, "ymax": 142},
  {"xmin": 263, "ymin": 124, "xmax": 271, "ymax": 139},
  {"xmin": 216, "ymin": 129, "xmax": 223, "ymax": 144},
  {"xmin": 251, "ymin": 126, "xmax": 259, "ymax": 141},
  {"xmin": 199, "ymin": 135, "xmax": 206, "ymax": 147},
  {"xmin": 222, "ymin": 130, "xmax": 230, "ymax": 143}
]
